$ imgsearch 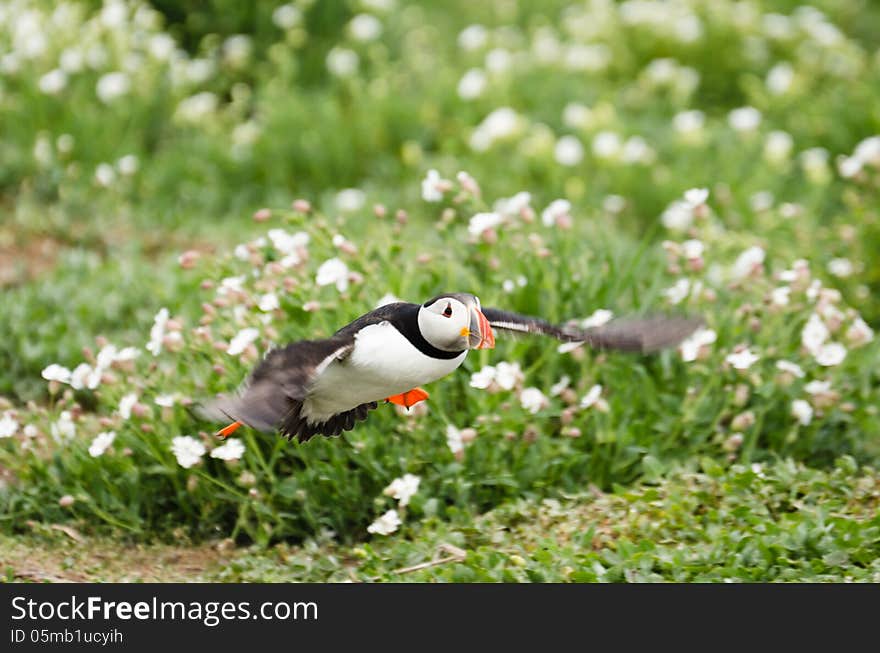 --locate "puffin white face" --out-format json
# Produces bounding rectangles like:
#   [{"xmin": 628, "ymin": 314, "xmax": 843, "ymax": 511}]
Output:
[{"xmin": 418, "ymin": 294, "xmax": 495, "ymax": 352}]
